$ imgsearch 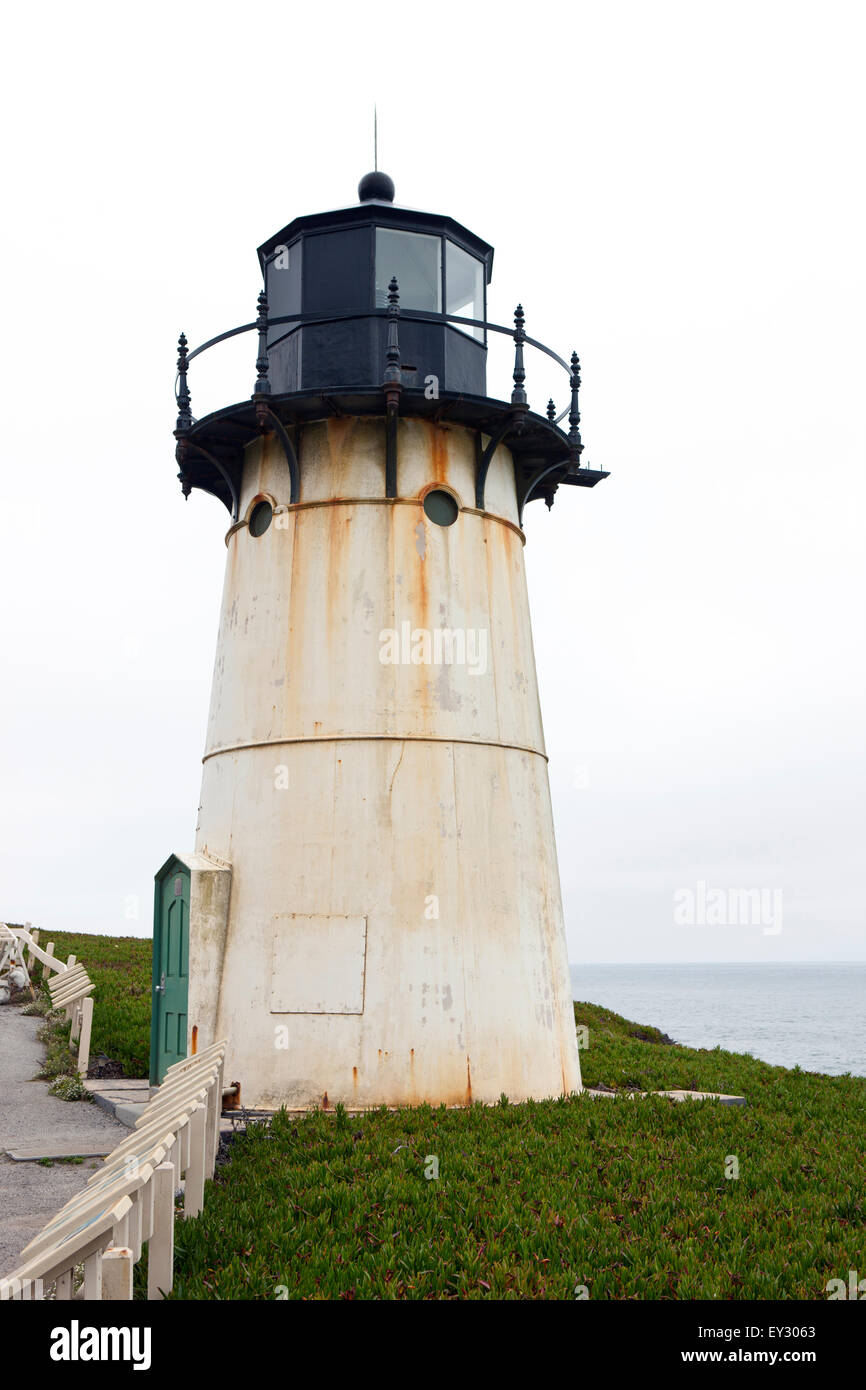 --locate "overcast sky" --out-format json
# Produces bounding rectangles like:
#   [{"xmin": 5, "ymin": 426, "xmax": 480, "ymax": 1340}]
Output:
[{"xmin": 1, "ymin": 1, "xmax": 863, "ymax": 965}]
